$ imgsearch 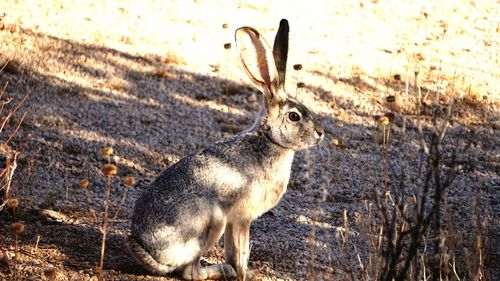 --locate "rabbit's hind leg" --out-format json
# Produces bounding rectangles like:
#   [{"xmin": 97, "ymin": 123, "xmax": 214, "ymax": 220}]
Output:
[{"xmin": 182, "ymin": 208, "xmax": 236, "ymax": 280}]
